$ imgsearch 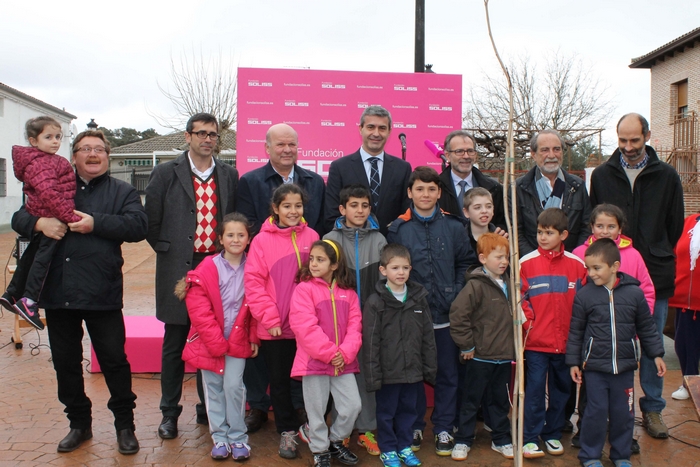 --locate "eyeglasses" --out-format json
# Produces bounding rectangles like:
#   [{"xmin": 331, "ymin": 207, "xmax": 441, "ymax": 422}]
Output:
[
  {"xmin": 447, "ymin": 148, "xmax": 477, "ymax": 157},
  {"xmin": 74, "ymin": 146, "xmax": 107, "ymax": 155},
  {"xmin": 189, "ymin": 131, "xmax": 219, "ymax": 141}
]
